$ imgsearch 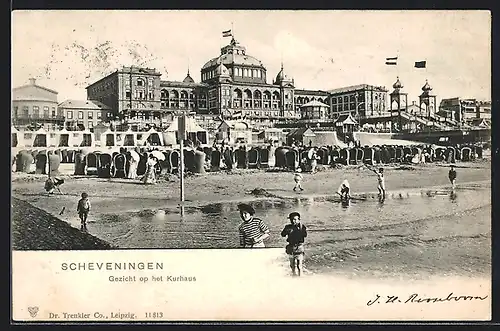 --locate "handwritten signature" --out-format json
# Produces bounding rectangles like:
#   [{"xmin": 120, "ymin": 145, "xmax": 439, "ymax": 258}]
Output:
[{"xmin": 367, "ymin": 293, "xmax": 488, "ymax": 306}]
